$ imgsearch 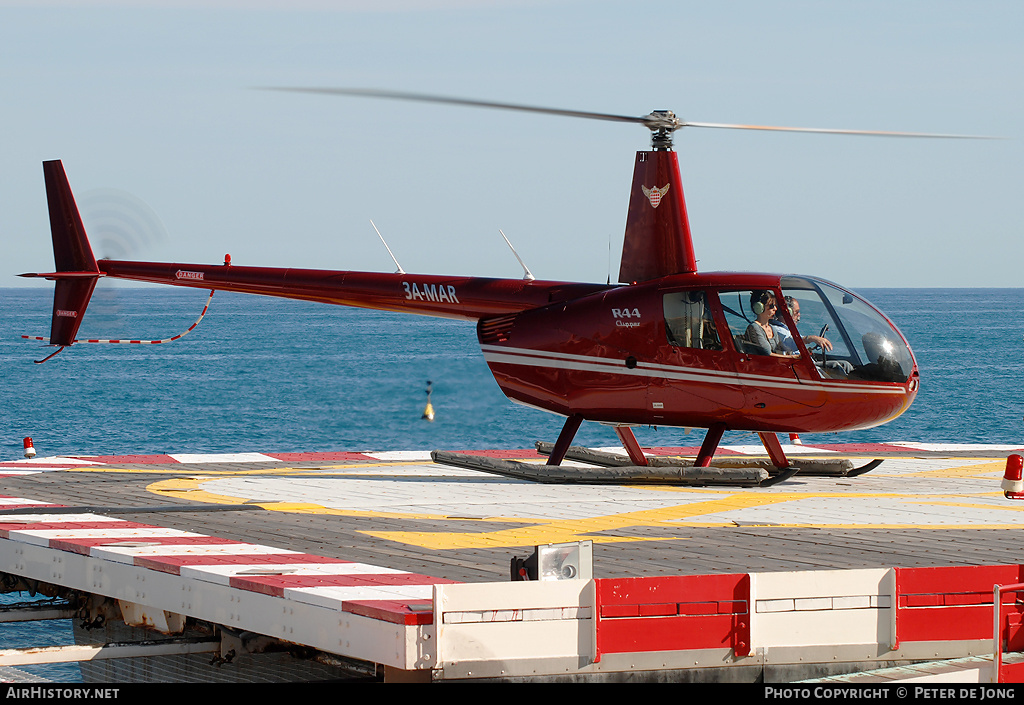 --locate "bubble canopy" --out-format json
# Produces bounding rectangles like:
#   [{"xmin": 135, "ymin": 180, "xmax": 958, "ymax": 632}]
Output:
[{"xmin": 780, "ymin": 277, "xmax": 914, "ymax": 383}]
